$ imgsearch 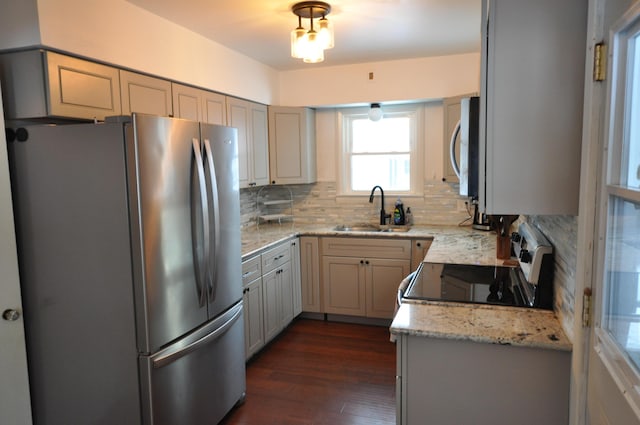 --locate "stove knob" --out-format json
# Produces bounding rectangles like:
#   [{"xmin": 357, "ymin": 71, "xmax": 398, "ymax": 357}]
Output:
[
  {"xmin": 511, "ymin": 232, "xmax": 521, "ymax": 243},
  {"xmin": 520, "ymin": 249, "xmax": 531, "ymax": 263}
]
